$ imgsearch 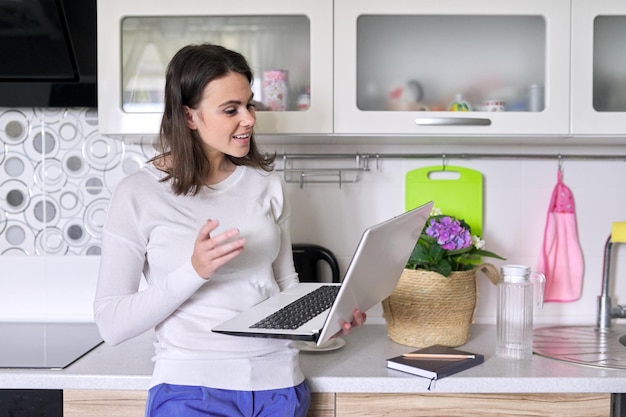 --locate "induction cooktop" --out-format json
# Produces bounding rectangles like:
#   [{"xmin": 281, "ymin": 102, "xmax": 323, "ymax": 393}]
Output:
[{"xmin": 0, "ymin": 322, "xmax": 103, "ymax": 369}]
